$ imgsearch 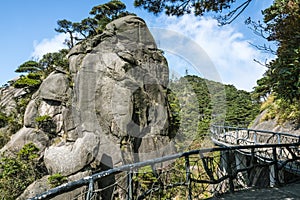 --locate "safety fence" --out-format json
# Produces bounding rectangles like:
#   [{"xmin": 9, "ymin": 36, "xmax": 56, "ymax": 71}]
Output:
[
  {"xmin": 211, "ymin": 125, "xmax": 300, "ymax": 146},
  {"xmin": 30, "ymin": 142, "xmax": 300, "ymax": 199}
]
